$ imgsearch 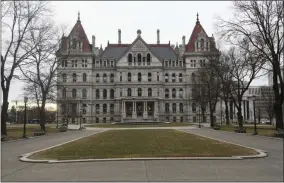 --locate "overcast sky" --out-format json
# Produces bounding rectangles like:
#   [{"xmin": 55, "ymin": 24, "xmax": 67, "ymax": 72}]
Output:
[{"xmin": 7, "ymin": 1, "xmax": 268, "ymax": 106}]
